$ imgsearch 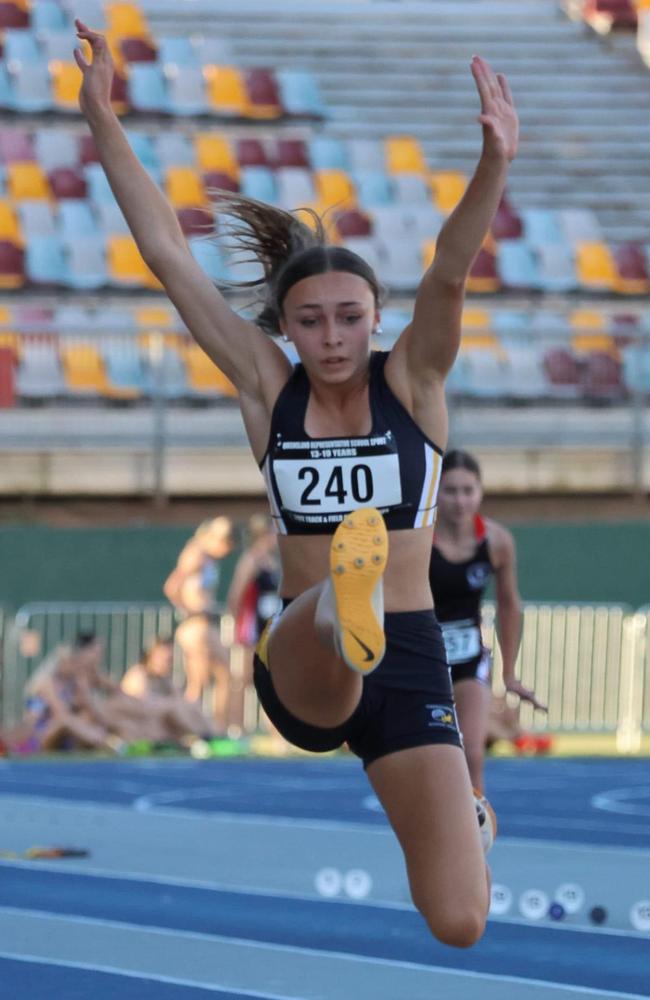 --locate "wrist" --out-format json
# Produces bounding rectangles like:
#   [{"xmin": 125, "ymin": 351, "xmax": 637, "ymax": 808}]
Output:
[{"xmin": 84, "ymin": 102, "xmax": 117, "ymax": 130}]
